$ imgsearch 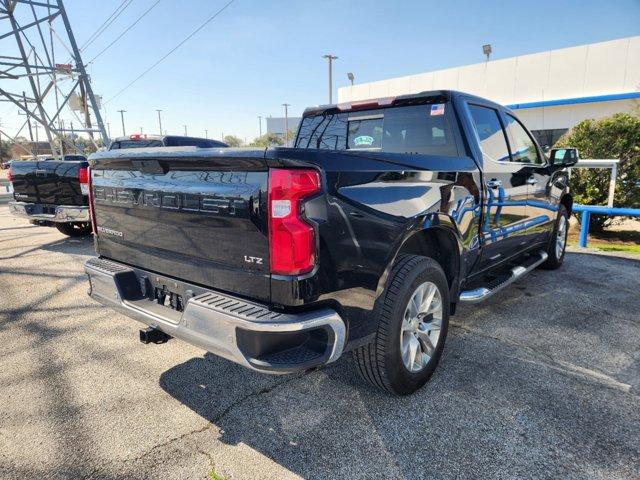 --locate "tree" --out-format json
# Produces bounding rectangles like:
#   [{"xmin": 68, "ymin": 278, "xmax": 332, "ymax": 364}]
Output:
[
  {"xmin": 555, "ymin": 112, "xmax": 640, "ymax": 231},
  {"xmin": 223, "ymin": 135, "xmax": 243, "ymax": 147},
  {"xmin": 0, "ymin": 139, "xmax": 10, "ymax": 161},
  {"xmin": 248, "ymin": 133, "xmax": 283, "ymax": 148},
  {"xmin": 283, "ymin": 129, "xmax": 297, "ymax": 145}
]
